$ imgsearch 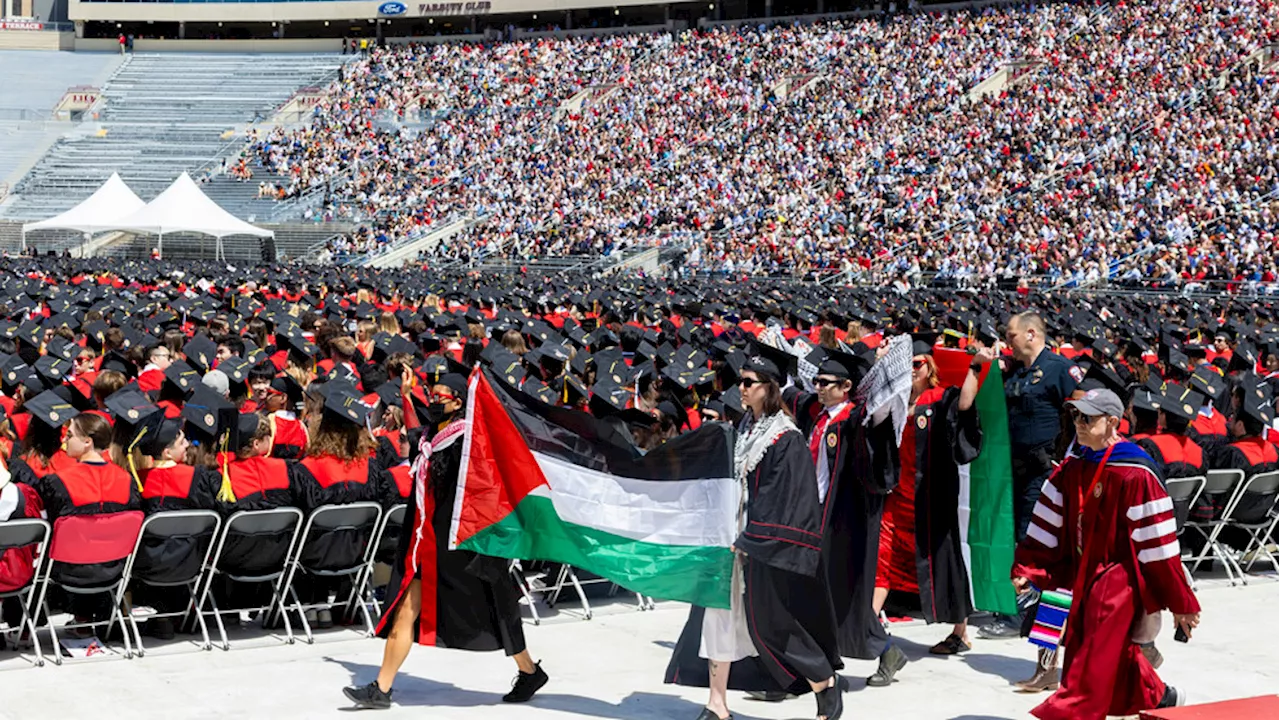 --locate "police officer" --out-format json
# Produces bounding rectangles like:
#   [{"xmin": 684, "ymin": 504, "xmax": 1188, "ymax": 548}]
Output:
[{"xmin": 979, "ymin": 312, "xmax": 1082, "ymax": 693}]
